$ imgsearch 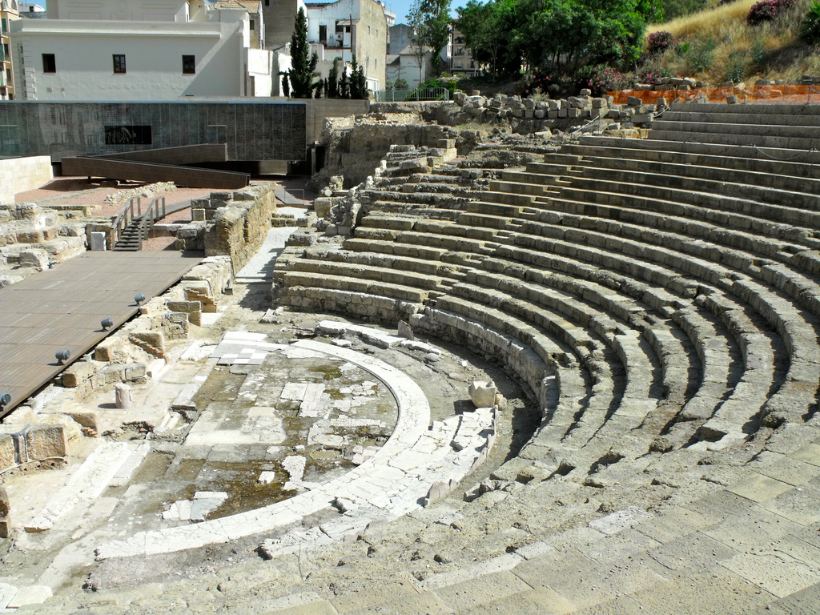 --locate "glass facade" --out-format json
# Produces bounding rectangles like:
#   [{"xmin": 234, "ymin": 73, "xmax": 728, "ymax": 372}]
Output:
[{"xmin": 0, "ymin": 99, "xmax": 308, "ymax": 161}]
